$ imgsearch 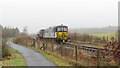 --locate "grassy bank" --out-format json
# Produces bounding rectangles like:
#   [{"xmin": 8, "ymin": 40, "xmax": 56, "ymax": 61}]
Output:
[
  {"xmin": 2, "ymin": 45, "xmax": 26, "ymax": 66},
  {"xmin": 41, "ymin": 51, "xmax": 73, "ymax": 66}
]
